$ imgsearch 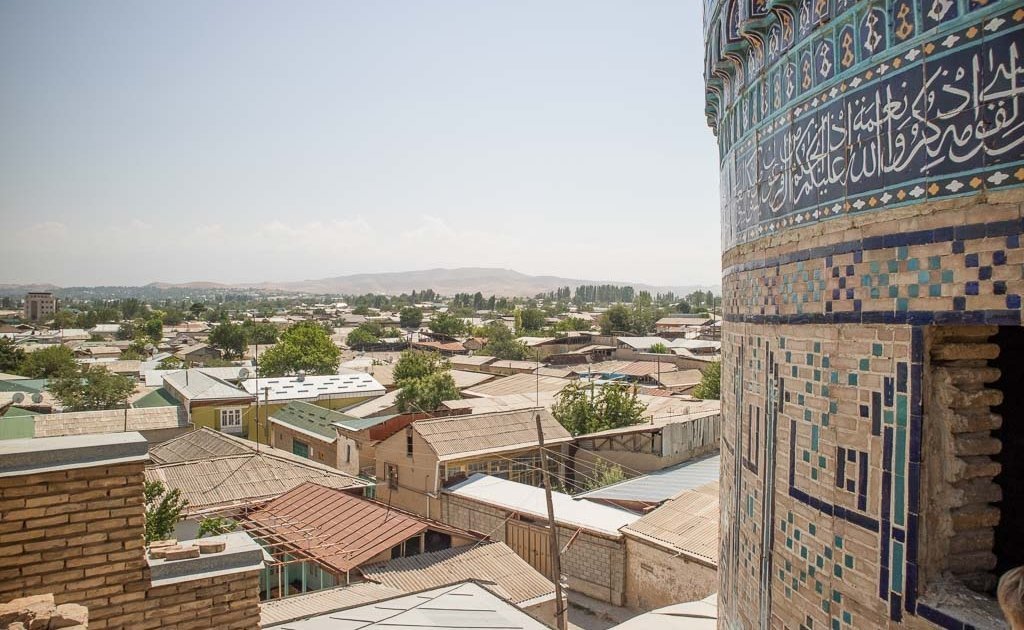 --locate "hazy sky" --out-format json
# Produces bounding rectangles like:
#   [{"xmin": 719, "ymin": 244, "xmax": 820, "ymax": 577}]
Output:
[{"xmin": 0, "ymin": 0, "xmax": 720, "ymax": 288}]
